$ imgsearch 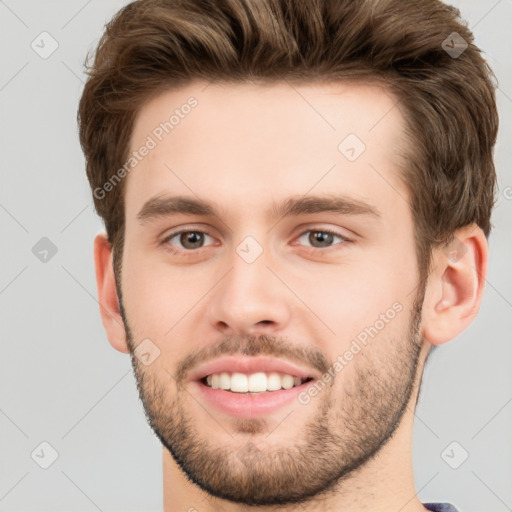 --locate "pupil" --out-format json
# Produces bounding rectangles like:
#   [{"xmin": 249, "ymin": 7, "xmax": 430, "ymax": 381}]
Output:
[
  {"xmin": 310, "ymin": 231, "xmax": 333, "ymax": 247},
  {"xmin": 181, "ymin": 232, "xmax": 203, "ymax": 249}
]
